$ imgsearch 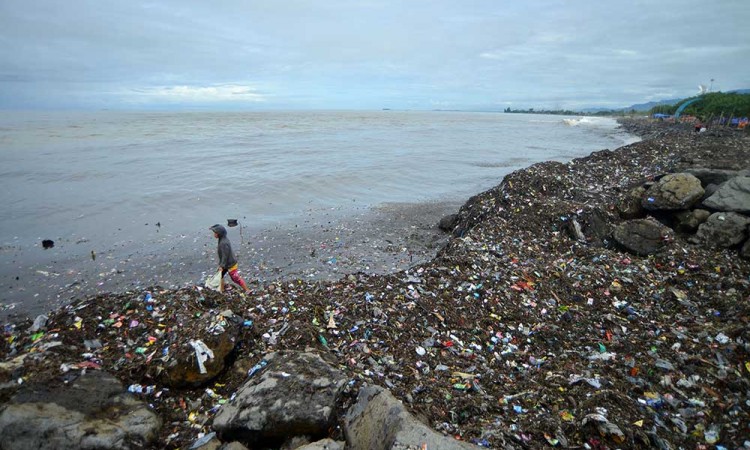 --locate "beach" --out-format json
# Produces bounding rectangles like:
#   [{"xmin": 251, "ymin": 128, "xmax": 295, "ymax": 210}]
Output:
[
  {"xmin": 0, "ymin": 111, "xmax": 633, "ymax": 320},
  {"xmin": 1, "ymin": 119, "xmax": 749, "ymax": 449}
]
